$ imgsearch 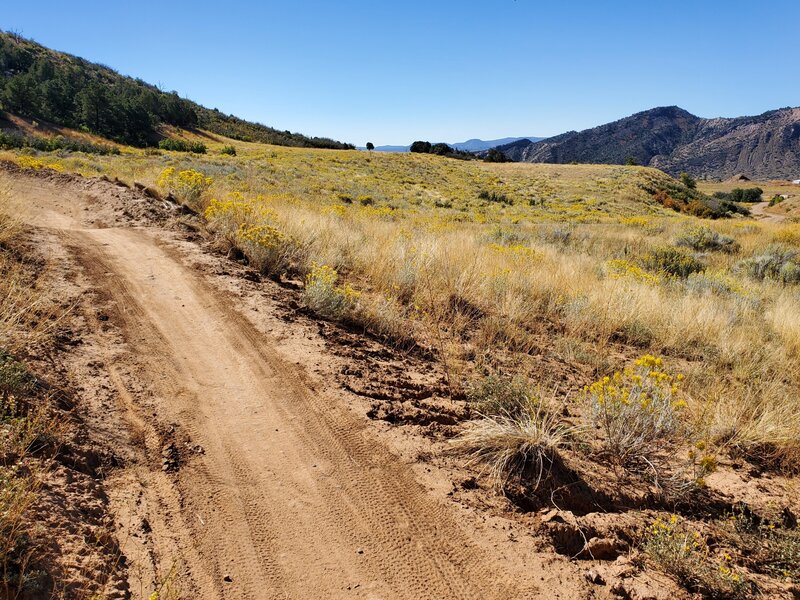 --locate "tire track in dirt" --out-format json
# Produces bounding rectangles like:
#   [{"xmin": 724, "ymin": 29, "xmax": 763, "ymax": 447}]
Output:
[{"xmin": 14, "ymin": 175, "xmax": 537, "ymax": 599}]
